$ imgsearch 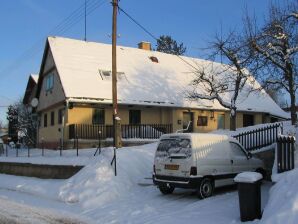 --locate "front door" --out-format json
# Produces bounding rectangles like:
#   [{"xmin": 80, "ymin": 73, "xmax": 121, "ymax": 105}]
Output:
[
  {"xmin": 183, "ymin": 112, "xmax": 194, "ymax": 132},
  {"xmin": 217, "ymin": 114, "xmax": 225, "ymax": 129}
]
